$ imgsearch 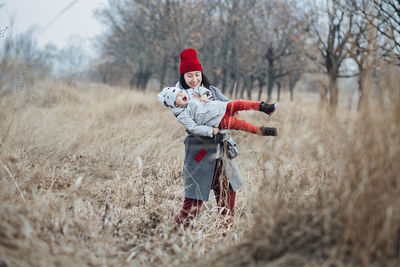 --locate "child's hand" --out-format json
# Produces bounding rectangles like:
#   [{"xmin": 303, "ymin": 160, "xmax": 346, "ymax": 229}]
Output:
[
  {"xmin": 212, "ymin": 128, "xmax": 219, "ymax": 135},
  {"xmin": 192, "ymin": 93, "xmax": 201, "ymax": 100},
  {"xmin": 200, "ymin": 94, "xmax": 209, "ymax": 102}
]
